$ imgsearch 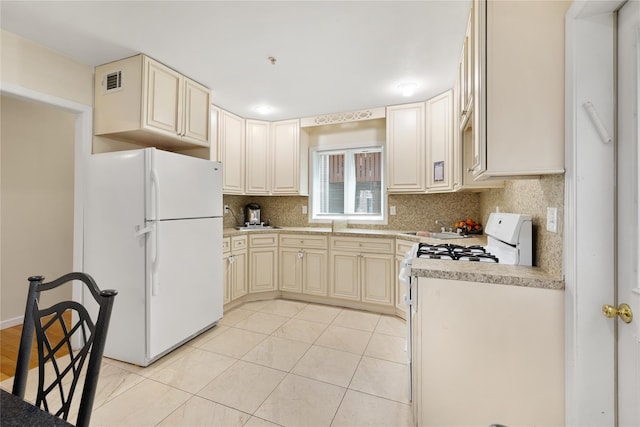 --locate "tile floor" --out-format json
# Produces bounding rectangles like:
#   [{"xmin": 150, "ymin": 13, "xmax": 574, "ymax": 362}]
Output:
[{"xmin": 1, "ymin": 299, "xmax": 412, "ymax": 427}]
